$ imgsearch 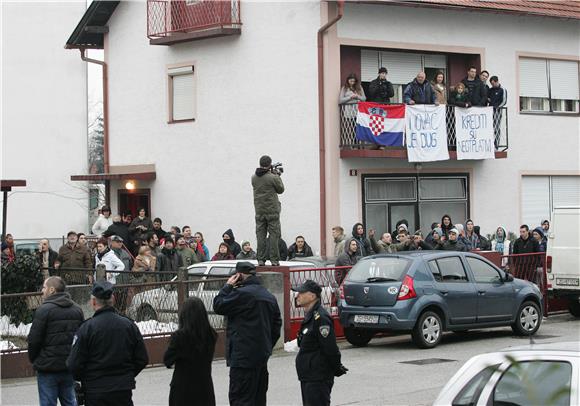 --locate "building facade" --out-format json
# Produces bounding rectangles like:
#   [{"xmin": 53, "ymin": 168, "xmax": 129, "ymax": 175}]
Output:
[{"xmin": 66, "ymin": 1, "xmax": 579, "ymax": 255}]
